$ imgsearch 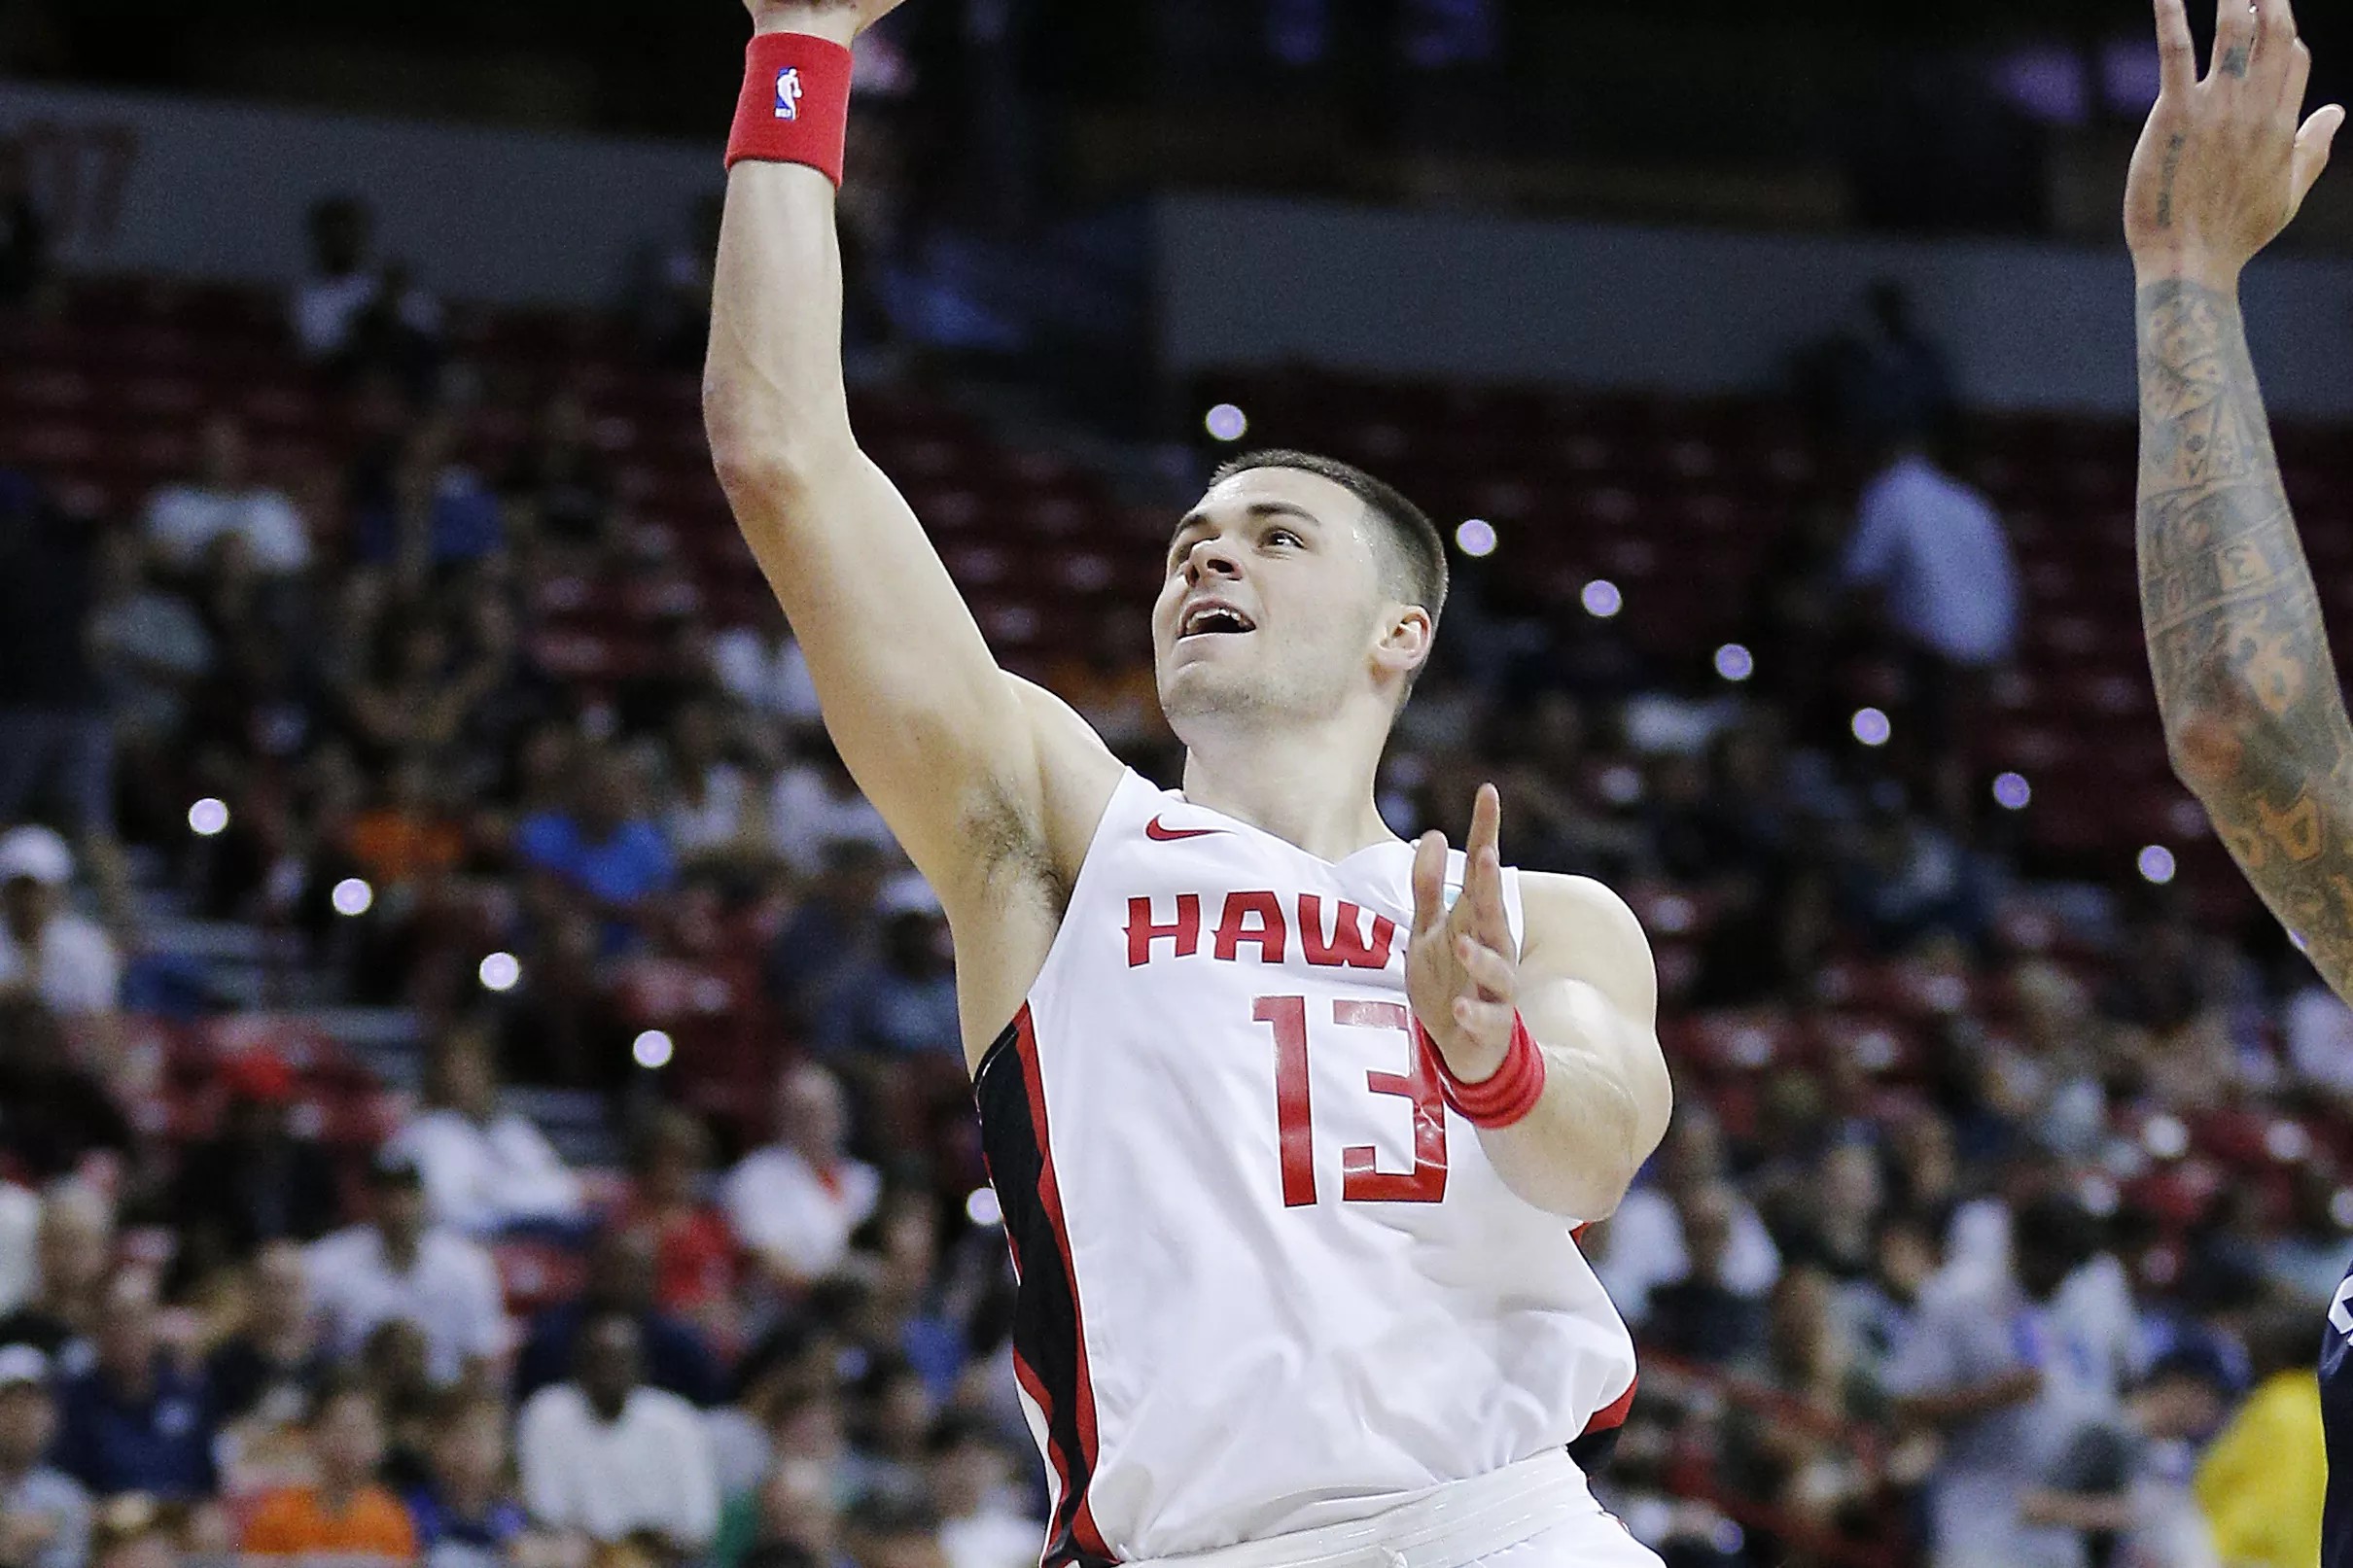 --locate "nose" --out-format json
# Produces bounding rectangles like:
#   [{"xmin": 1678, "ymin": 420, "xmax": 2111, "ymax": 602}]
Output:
[{"xmin": 1181, "ymin": 535, "xmax": 1243, "ymax": 586}]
